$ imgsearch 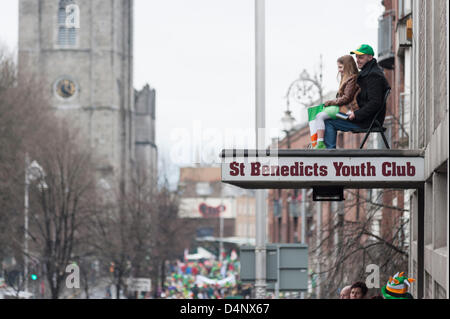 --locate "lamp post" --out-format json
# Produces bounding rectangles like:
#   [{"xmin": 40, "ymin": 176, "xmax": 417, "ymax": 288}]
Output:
[
  {"xmin": 278, "ymin": 107, "xmax": 296, "ymax": 300},
  {"xmin": 285, "ymin": 57, "xmax": 325, "ymax": 123},
  {"xmin": 24, "ymin": 154, "xmax": 46, "ymax": 294},
  {"xmin": 285, "ymin": 59, "xmax": 324, "ymax": 299},
  {"xmin": 281, "ymin": 109, "xmax": 296, "ymax": 149}
]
